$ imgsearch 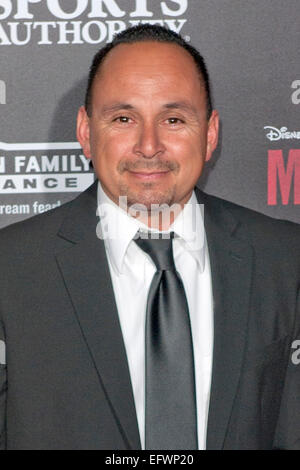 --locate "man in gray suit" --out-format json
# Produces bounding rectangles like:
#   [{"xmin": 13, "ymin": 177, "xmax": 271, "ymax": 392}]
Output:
[{"xmin": 0, "ymin": 25, "xmax": 300, "ymax": 450}]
